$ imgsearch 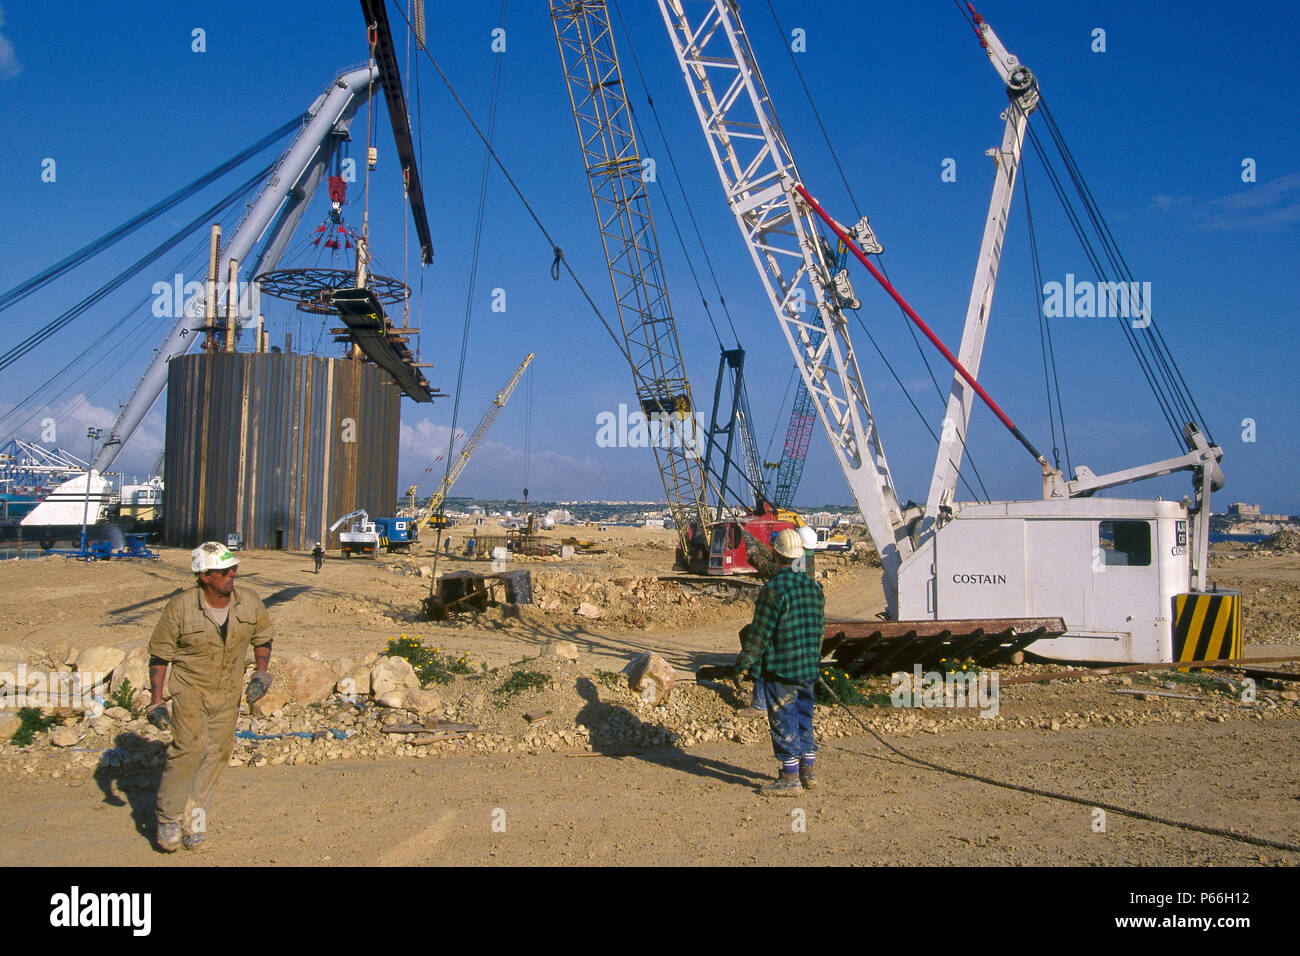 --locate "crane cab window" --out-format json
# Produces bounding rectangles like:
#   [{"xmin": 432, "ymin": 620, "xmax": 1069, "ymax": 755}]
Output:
[{"xmin": 1098, "ymin": 520, "xmax": 1152, "ymax": 567}]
